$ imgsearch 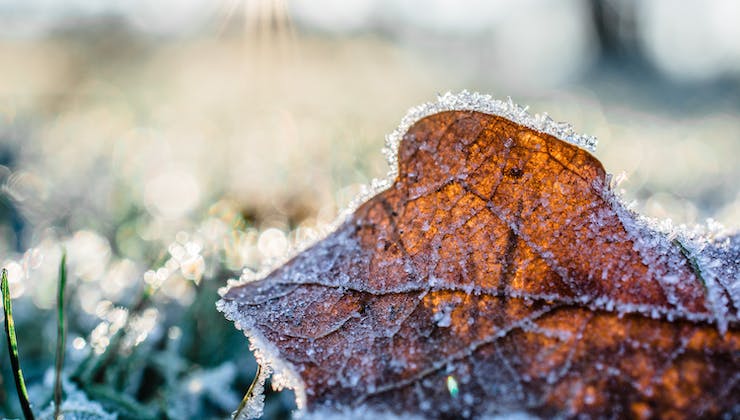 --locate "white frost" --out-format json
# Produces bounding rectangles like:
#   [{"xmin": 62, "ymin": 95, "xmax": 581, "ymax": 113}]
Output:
[
  {"xmin": 384, "ymin": 90, "xmax": 597, "ymax": 174},
  {"xmin": 217, "ymin": 299, "xmax": 307, "ymax": 417},
  {"xmin": 233, "ymin": 363, "xmax": 270, "ymax": 420},
  {"xmin": 601, "ymin": 183, "xmax": 739, "ymax": 333},
  {"xmin": 295, "ymin": 407, "xmax": 537, "ymax": 420},
  {"xmin": 38, "ymin": 380, "xmax": 117, "ymax": 420},
  {"xmin": 342, "ymin": 90, "xmax": 597, "ymax": 220}
]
